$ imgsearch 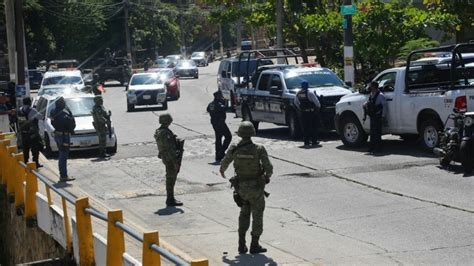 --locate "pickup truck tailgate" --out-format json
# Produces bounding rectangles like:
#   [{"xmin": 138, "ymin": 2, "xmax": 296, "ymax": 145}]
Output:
[{"xmin": 467, "ymin": 89, "xmax": 474, "ymax": 112}]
